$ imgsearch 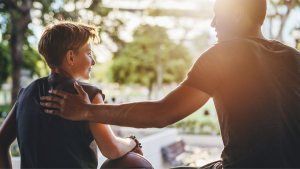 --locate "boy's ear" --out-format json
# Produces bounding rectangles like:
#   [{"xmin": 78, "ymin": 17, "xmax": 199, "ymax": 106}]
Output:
[{"xmin": 65, "ymin": 50, "xmax": 74, "ymax": 66}]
